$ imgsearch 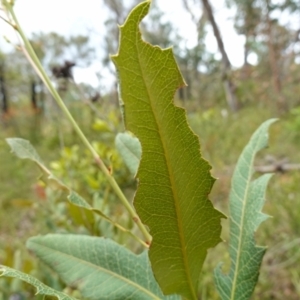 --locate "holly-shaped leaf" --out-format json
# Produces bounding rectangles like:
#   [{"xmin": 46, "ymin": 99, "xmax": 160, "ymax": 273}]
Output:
[
  {"xmin": 214, "ymin": 119, "xmax": 277, "ymax": 300},
  {"xmin": 112, "ymin": 1, "xmax": 225, "ymax": 298}
]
